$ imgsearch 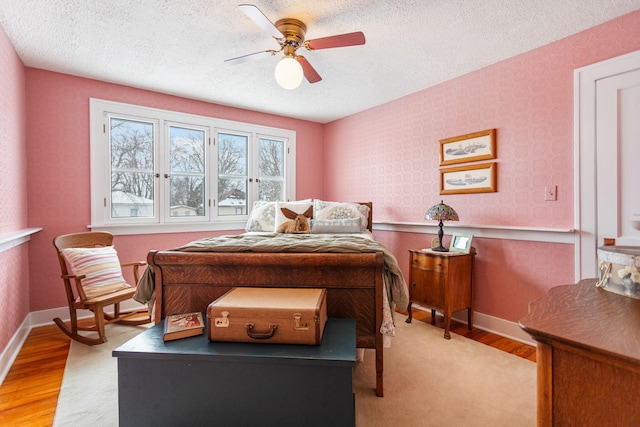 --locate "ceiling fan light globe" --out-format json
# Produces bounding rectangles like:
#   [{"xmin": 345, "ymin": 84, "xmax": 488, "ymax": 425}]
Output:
[{"xmin": 275, "ymin": 56, "xmax": 304, "ymax": 89}]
